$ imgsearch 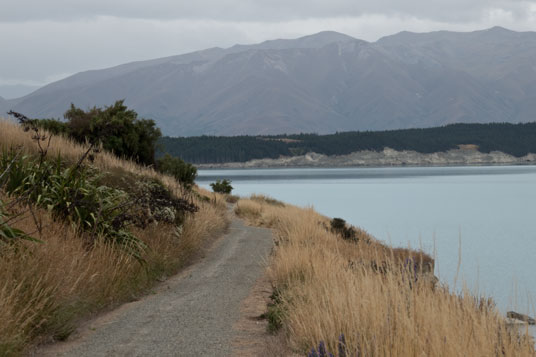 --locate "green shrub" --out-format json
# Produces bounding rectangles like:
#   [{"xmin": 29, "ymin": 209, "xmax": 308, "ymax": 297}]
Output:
[
  {"xmin": 330, "ymin": 217, "xmax": 359, "ymax": 243},
  {"xmin": 20, "ymin": 100, "xmax": 161, "ymax": 166},
  {"xmin": 0, "ymin": 200, "xmax": 41, "ymax": 247},
  {"xmin": 0, "ymin": 150, "xmax": 146, "ymax": 260},
  {"xmin": 210, "ymin": 179, "xmax": 233, "ymax": 194},
  {"xmin": 156, "ymin": 154, "xmax": 197, "ymax": 189},
  {"xmin": 31, "ymin": 118, "xmax": 69, "ymax": 135},
  {"xmin": 262, "ymin": 288, "xmax": 285, "ymax": 333},
  {"xmin": 65, "ymin": 100, "xmax": 161, "ymax": 165},
  {"xmin": 129, "ymin": 178, "xmax": 198, "ymax": 227}
]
